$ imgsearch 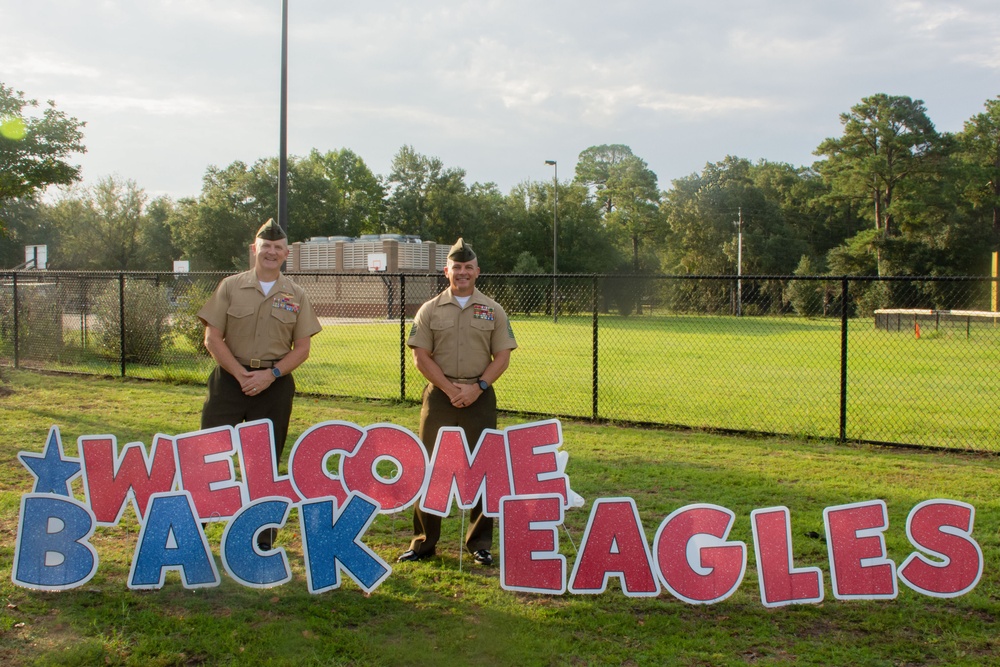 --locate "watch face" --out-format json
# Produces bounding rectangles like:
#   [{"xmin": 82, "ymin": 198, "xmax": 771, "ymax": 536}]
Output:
[{"xmin": 478, "ymin": 380, "xmax": 488, "ymax": 390}]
